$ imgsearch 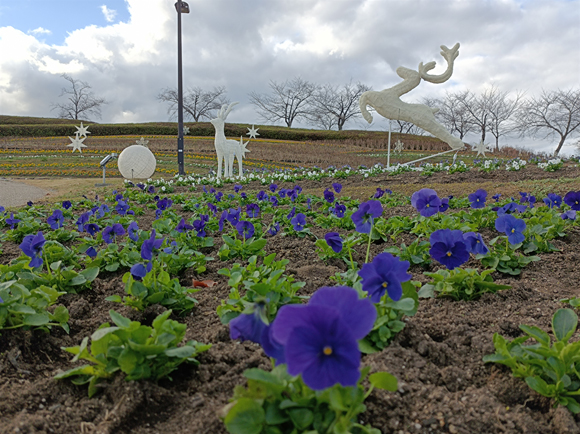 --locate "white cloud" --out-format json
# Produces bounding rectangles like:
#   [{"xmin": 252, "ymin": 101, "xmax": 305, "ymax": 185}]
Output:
[
  {"xmin": 101, "ymin": 5, "xmax": 117, "ymax": 23},
  {"xmin": 0, "ymin": 0, "xmax": 578, "ymax": 154},
  {"xmin": 29, "ymin": 27, "xmax": 52, "ymax": 35}
]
